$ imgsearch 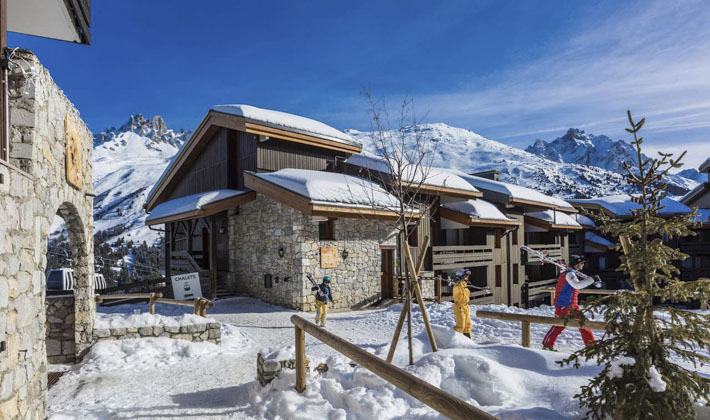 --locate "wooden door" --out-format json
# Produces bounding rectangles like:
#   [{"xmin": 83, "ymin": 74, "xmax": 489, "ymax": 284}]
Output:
[{"xmin": 381, "ymin": 249, "xmax": 395, "ymax": 298}]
